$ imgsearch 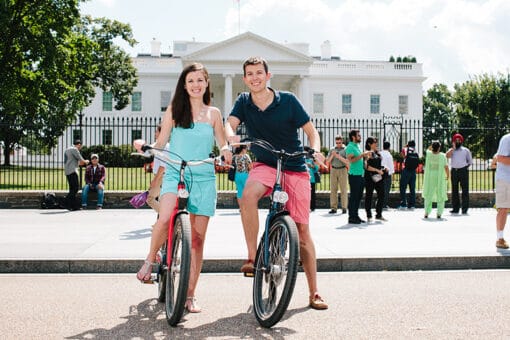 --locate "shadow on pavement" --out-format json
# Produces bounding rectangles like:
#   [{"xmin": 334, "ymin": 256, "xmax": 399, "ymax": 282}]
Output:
[
  {"xmin": 120, "ymin": 228, "xmax": 152, "ymax": 240},
  {"xmin": 66, "ymin": 298, "xmax": 297, "ymax": 339}
]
